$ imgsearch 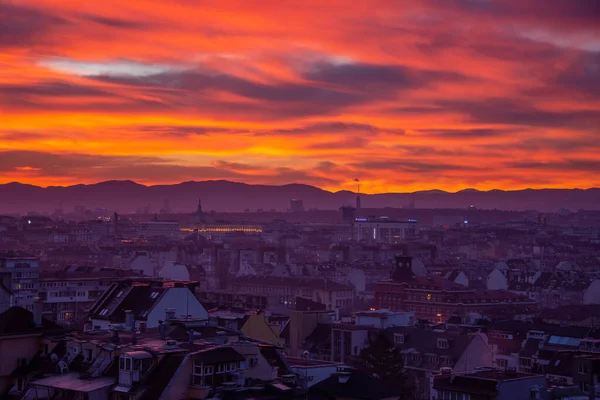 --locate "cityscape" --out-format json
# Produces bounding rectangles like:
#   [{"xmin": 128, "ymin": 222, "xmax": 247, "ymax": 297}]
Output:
[{"xmin": 2, "ymin": 0, "xmax": 600, "ymax": 400}]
